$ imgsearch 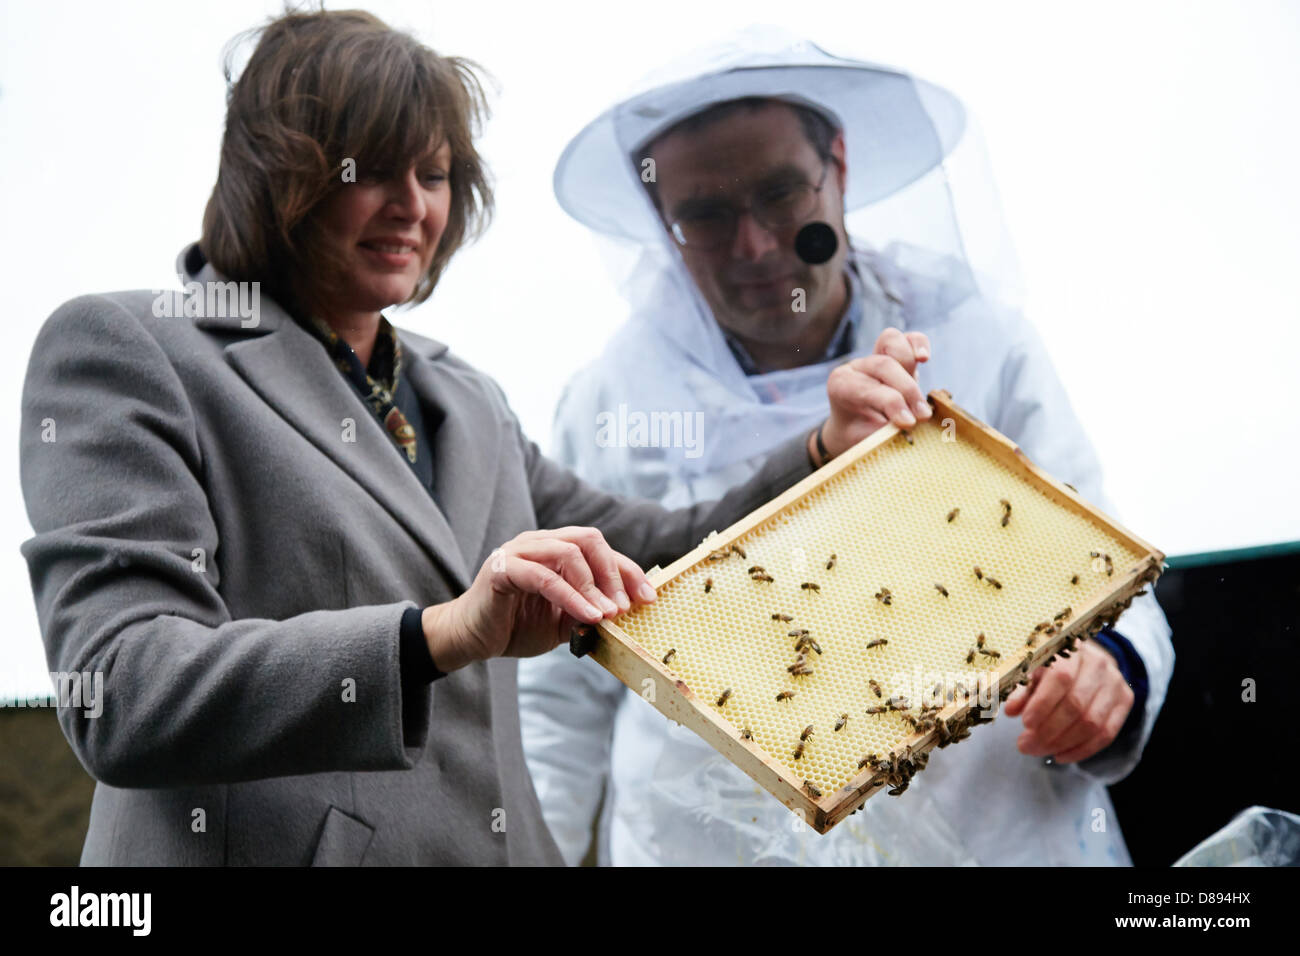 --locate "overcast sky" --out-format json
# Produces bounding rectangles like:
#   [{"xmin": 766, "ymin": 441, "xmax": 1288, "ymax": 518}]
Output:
[{"xmin": 2, "ymin": 0, "xmax": 1297, "ymax": 697}]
